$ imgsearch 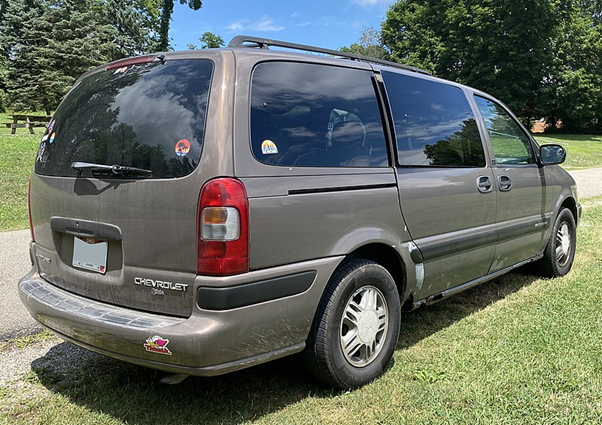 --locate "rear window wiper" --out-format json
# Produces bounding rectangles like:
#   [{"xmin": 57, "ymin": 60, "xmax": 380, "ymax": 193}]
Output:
[{"xmin": 71, "ymin": 162, "xmax": 153, "ymax": 177}]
